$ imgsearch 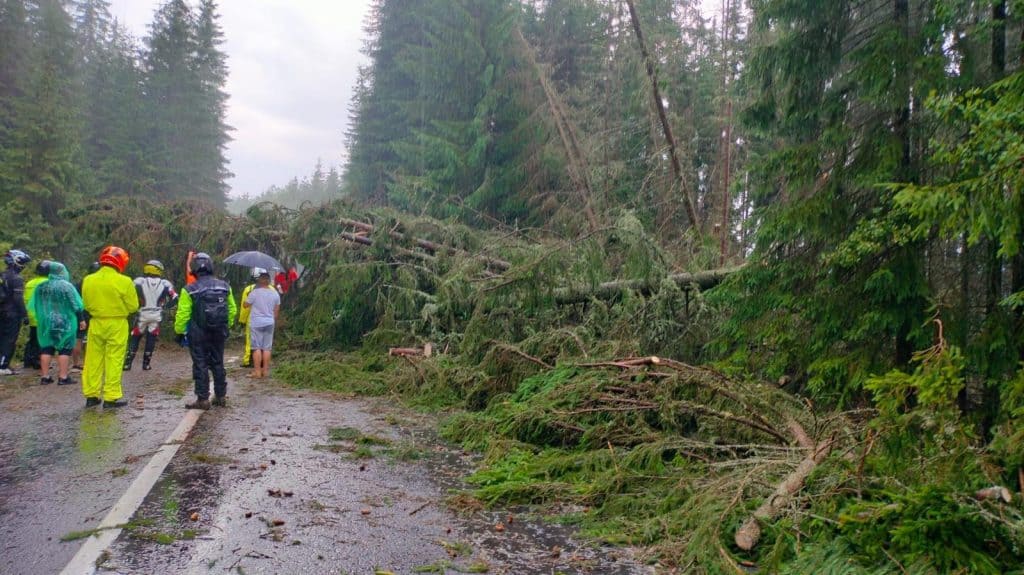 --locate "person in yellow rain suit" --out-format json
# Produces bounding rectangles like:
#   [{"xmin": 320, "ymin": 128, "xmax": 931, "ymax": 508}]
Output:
[{"xmin": 81, "ymin": 246, "xmax": 138, "ymax": 408}]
